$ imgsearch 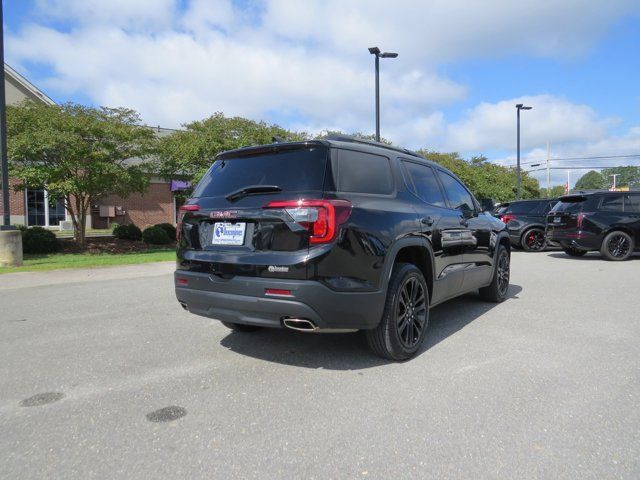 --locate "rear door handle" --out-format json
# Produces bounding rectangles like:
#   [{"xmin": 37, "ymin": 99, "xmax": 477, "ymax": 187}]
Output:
[{"xmin": 421, "ymin": 216, "xmax": 434, "ymax": 226}]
